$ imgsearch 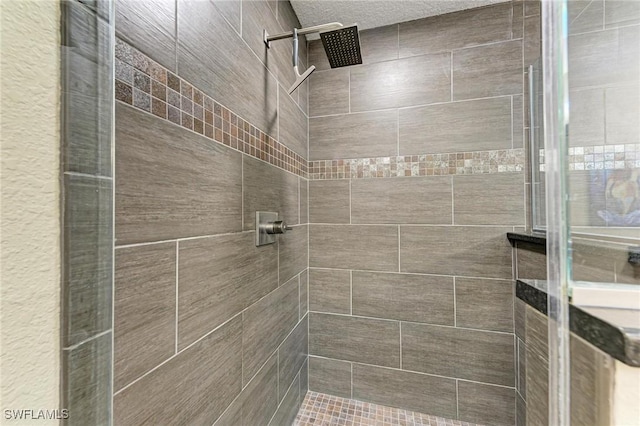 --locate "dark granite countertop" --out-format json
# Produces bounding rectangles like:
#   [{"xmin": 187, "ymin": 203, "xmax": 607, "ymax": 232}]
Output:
[
  {"xmin": 516, "ymin": 279, "xmax": 640, "ymax": 367},
  {"xmin": 507, "ymin": 232, "xmax": 547, "ymax": 247}
]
